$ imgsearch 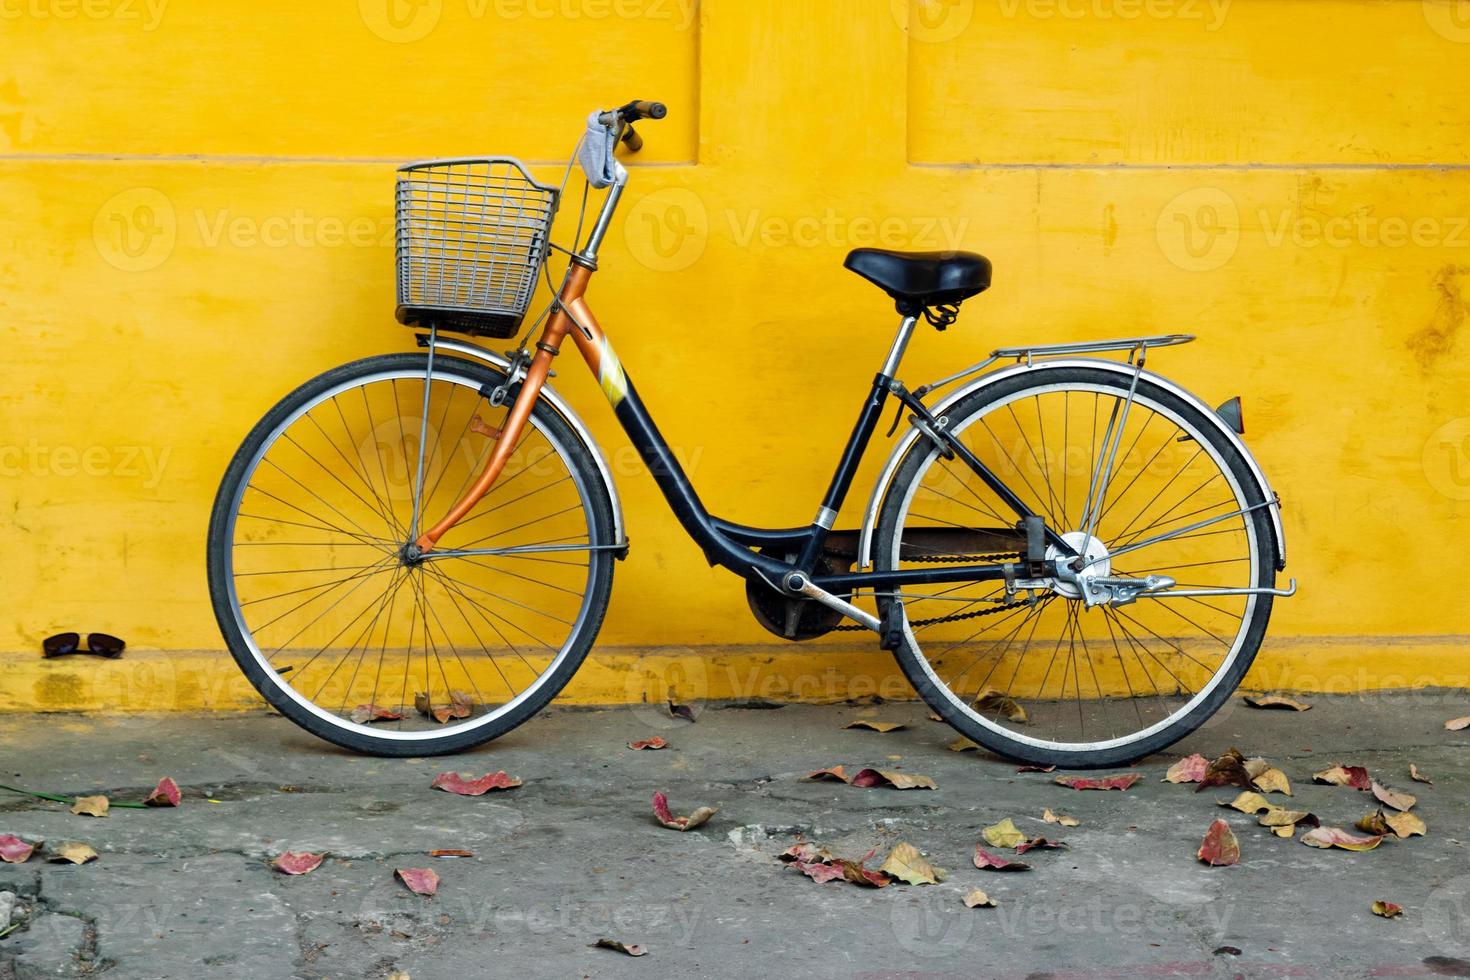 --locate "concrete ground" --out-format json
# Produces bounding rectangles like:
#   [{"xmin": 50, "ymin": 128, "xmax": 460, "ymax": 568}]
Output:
[{"xmin": 2, "ymin": 694, "xmax": 1470, "ymax": 979}]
